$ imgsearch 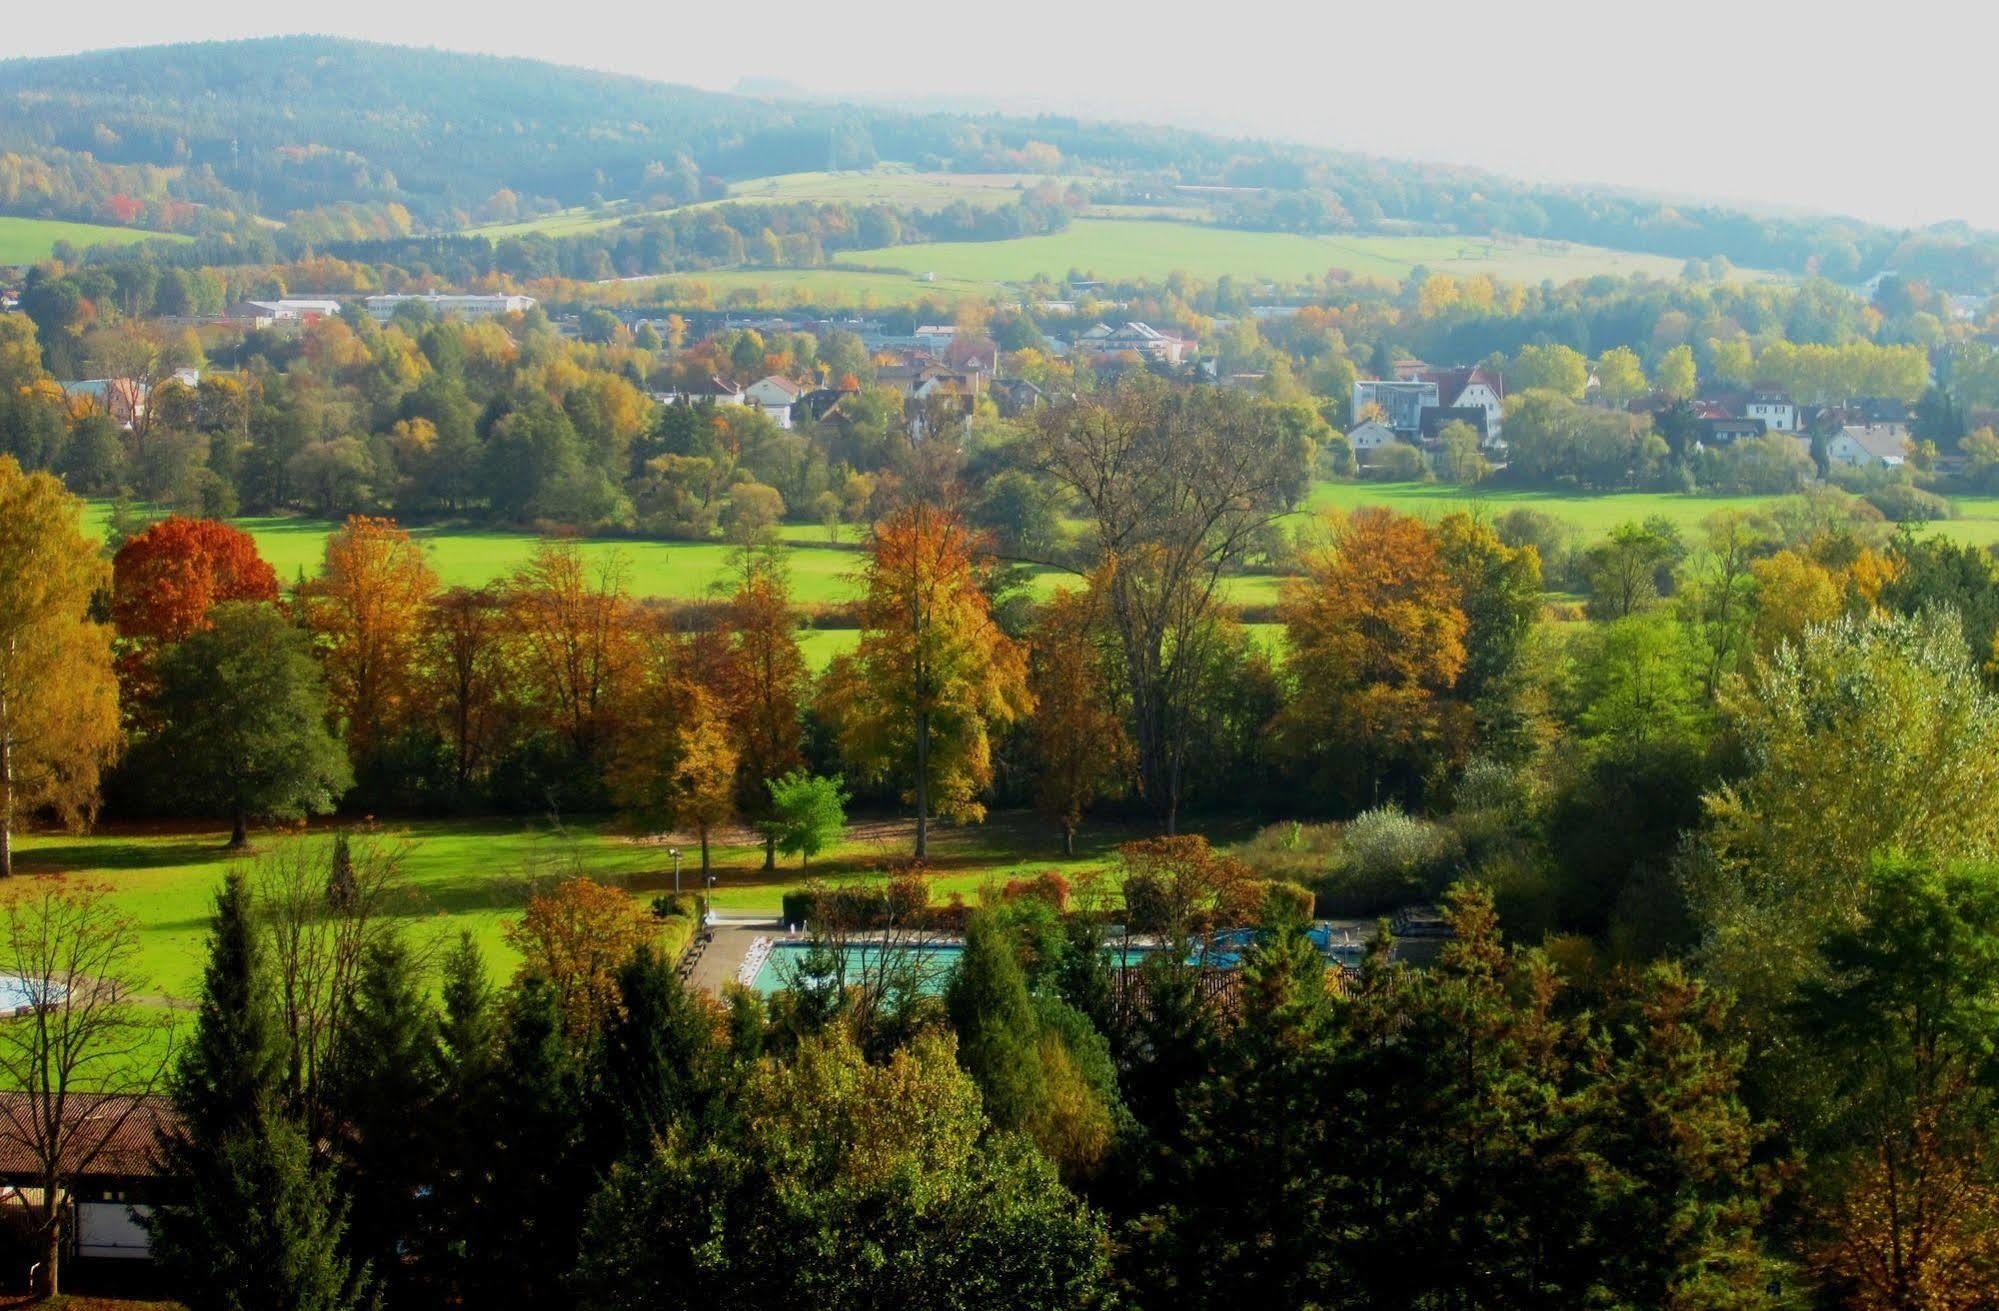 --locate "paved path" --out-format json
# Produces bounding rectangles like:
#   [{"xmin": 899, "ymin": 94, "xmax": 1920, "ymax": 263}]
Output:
[{"xmin": 686, "ymin": 917, "xmax": 783, "ymax": 993}]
